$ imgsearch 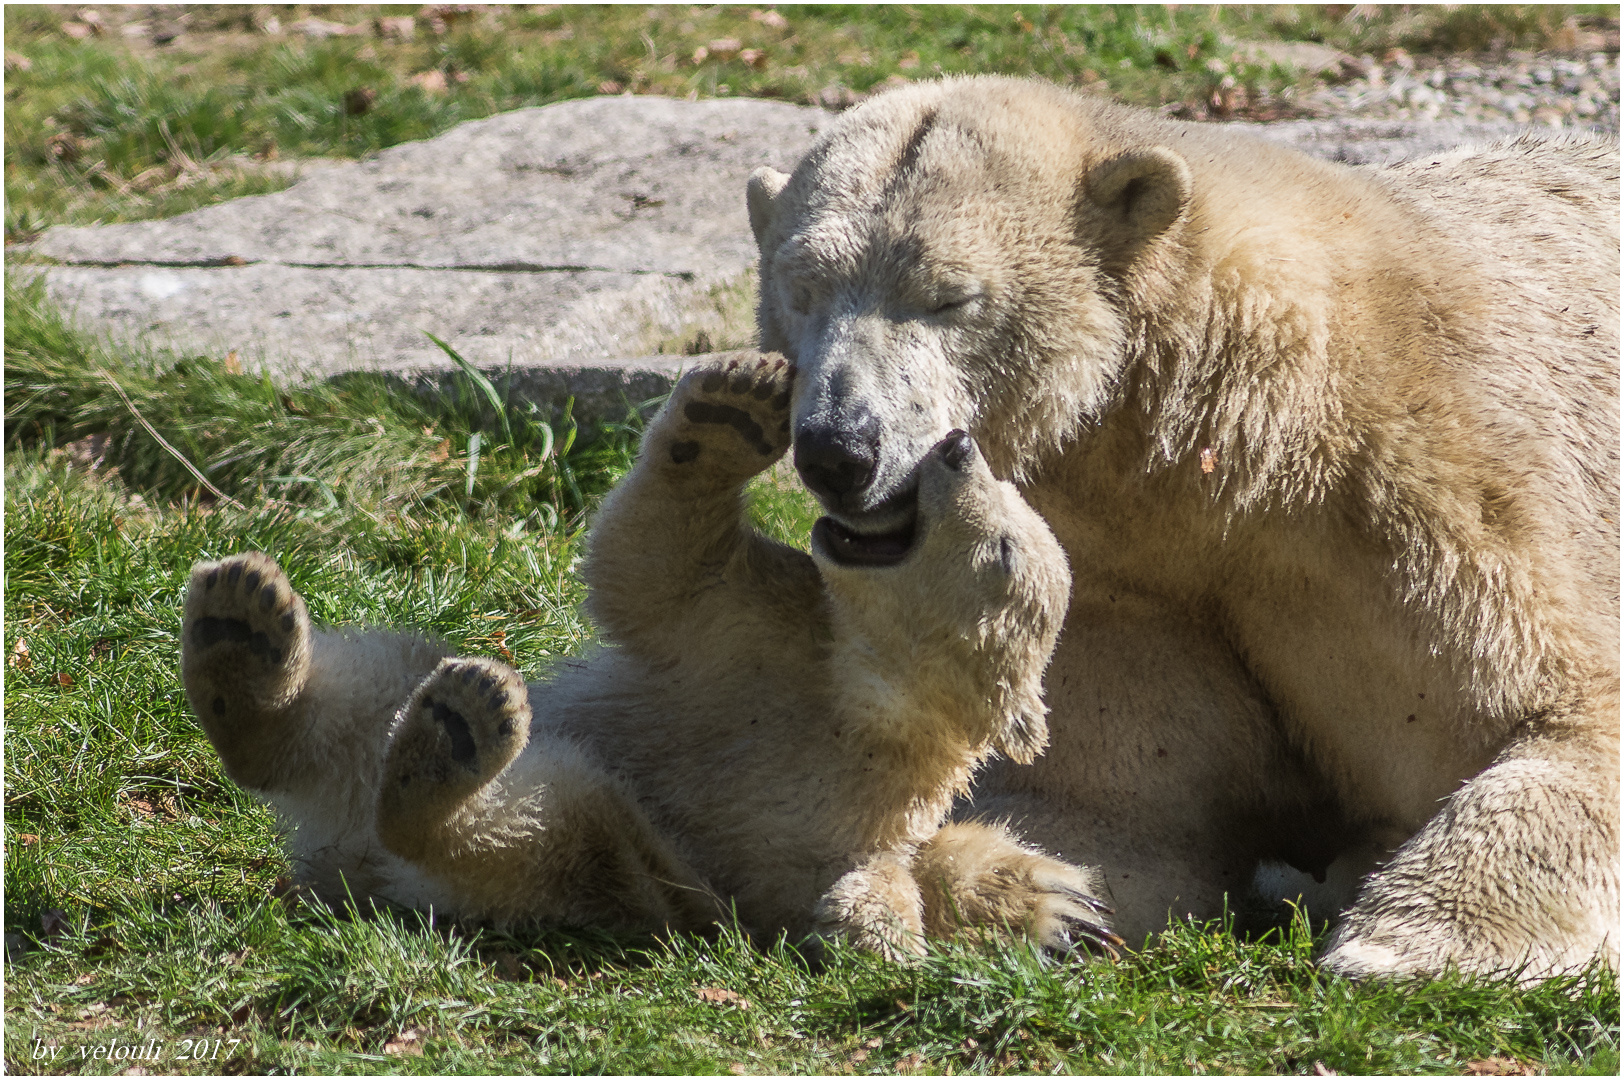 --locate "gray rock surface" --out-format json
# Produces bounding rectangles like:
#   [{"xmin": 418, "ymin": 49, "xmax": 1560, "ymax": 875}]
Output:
[
  {"xmin": 18, "ymin": 91, "xmax": 1601, "ymax": 421},
  {"xmin": 25, "ymin": 96, "xmax": 828, "ymax": 411}
]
